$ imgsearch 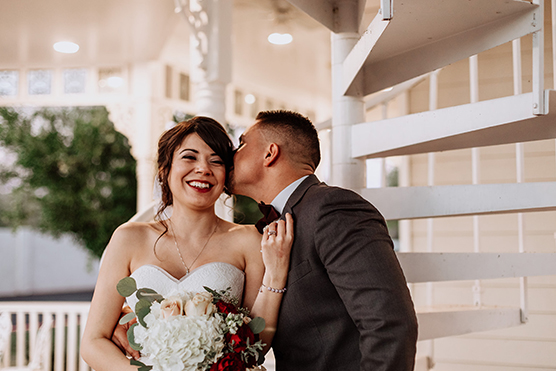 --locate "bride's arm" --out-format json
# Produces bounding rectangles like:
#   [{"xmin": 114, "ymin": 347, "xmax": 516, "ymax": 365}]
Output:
[
  {"xmin": 80, "ymin": 224, "xmax": 140, "ymax": 371},
  {"xmin": 243, "ymin": 213, "xmax": 294, "ymax": 354}
]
